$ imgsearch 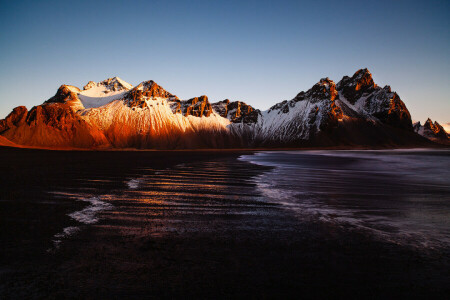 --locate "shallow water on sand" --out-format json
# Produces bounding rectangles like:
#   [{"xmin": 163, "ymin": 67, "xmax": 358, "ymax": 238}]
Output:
[
  {"xmin": 97, "ymin": 159, "xmax": 279, "ymax": 236},
  {"xmin": 48, "ymin": 149, "xmax": 450, "ymax": 254},
  {"xmin": 240, "ymin": 149, "xmax": 450, "ymax": 251},
  {"xmin": 46, "ymin": 157, "xmax": 280, "ymax": 247}
]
